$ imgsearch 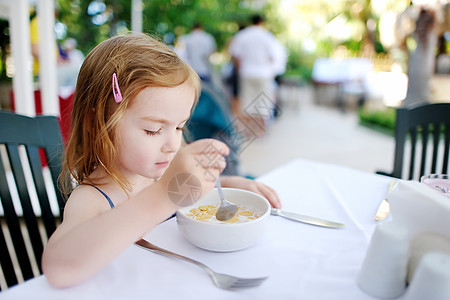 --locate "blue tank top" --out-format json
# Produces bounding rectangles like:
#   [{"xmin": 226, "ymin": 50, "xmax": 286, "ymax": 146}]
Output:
[
  {"xmin": 89, "ymin": 185, "xmax": 177, "ymax": 219},
  {"xmin": 91, "ymin": 185, "xmax": 115, "ymax": 208}
]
